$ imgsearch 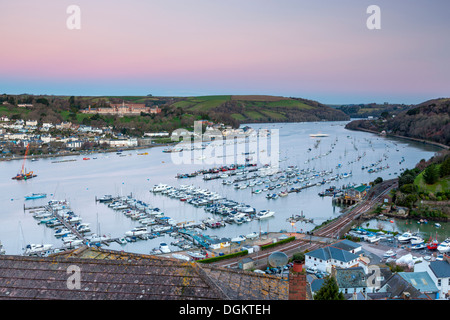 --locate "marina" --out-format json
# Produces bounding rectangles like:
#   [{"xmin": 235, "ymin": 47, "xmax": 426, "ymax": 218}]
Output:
[{"xmin": 0, "ymin": 121, "xmax": 447, "ymax": 257}]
